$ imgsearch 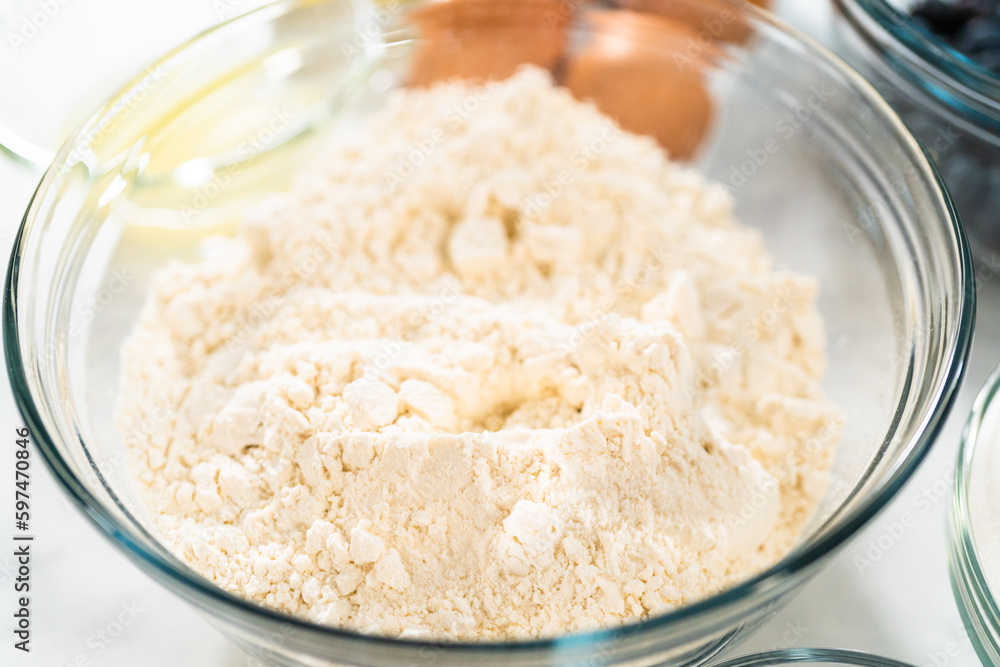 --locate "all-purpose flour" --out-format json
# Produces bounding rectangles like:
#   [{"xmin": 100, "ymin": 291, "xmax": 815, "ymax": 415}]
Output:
[{"xmin": 118, "ymin": 68, "xmax": 842, "ymax": 640}]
